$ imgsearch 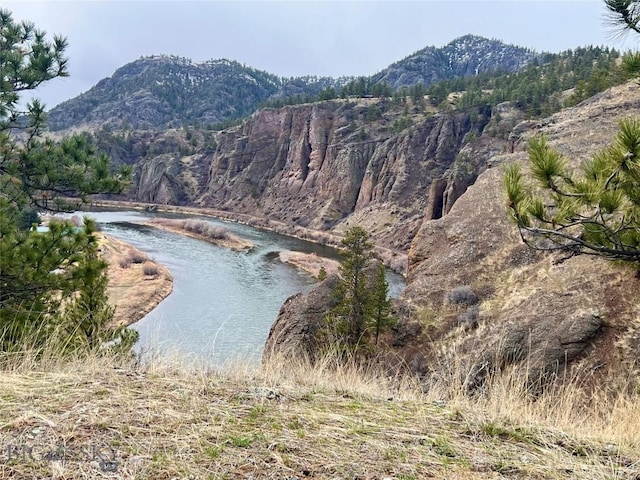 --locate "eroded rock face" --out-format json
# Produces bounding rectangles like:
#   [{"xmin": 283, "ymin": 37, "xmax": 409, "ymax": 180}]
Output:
[
  {"xmin": 403, "ymin": 81, "xmax": 640, "ymax": 385},
  {"xmin": 264, "ymin": 82, "xmax": 640, "ymax": 388},
  {"xmin": 263, "ymin": 274, "xmax": 340, "ymax": 361},
  {"xmin": 130, "ymin": 100, "xmax": 490, "ymax": 251}
]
